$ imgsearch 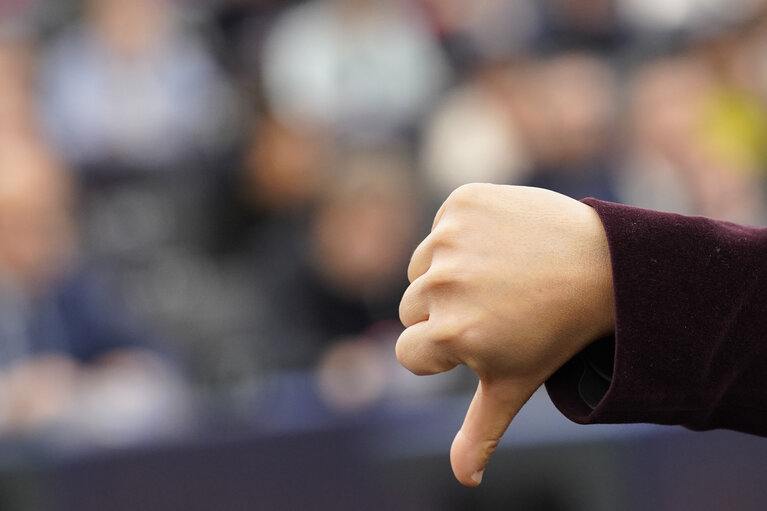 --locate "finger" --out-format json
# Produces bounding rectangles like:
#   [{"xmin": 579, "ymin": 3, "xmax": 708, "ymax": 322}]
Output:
[
  {"xmin": 399, "ymin": 276, "xmax": 430, "ymax": 328},
  {"xmin": 395, "ymin": 321, "xmax": 458, "ymax": 376},
  {"xmin": 407, "ymin": 236, "xmax": 433, "ymax": 283},
  {"xmin": 409, "ymin": 194, "xmax": 452, "ymax": 283},
  {"xmin": 450, "ymin": 379, "xmax": 531, "ymax": 487},
  {"xmin": 432, "ymin": 198, "xmax": 449, "ymax": 231}
]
